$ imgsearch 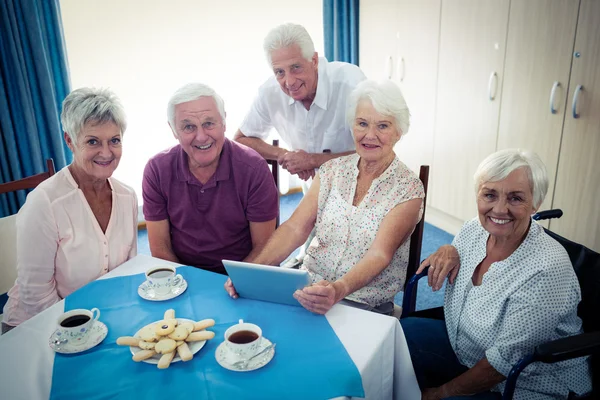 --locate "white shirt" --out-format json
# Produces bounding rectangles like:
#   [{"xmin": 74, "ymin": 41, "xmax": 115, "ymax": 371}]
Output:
[
  {"xmin": 3, "ymin": 167, "xmax": 138, "ymax": 327},
  {"xmin": 302, "ymin": 154, "xmax": 424, "ymax": 307},
  {"xmin": 445, "ymin": 218, "xmax": 592, "ymax": 399},
  {"xmin": 239, "ymin": 57, "xmax": 366, "ymax": 154}
]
